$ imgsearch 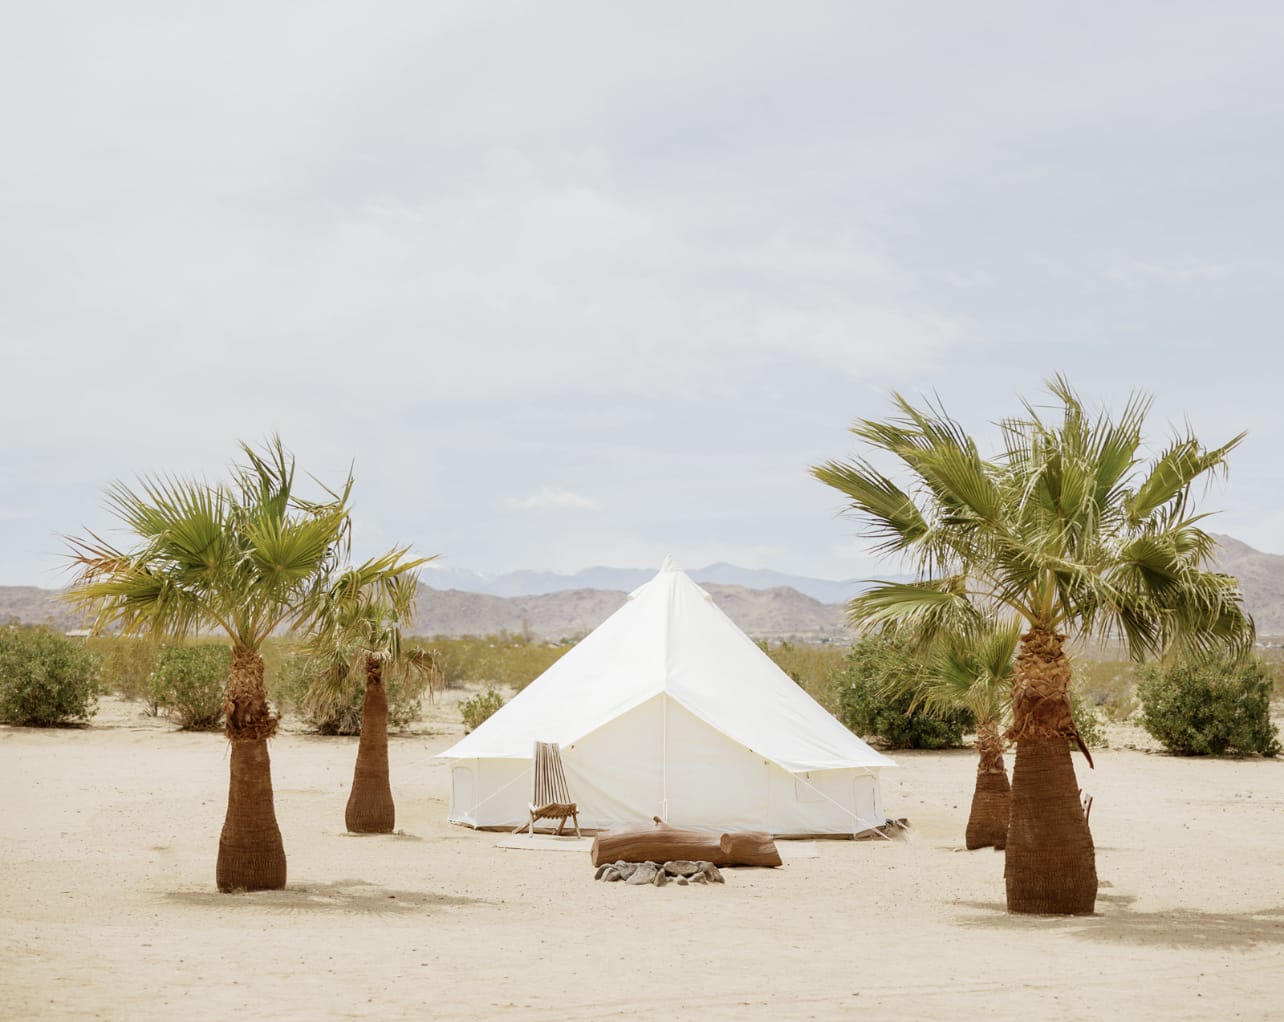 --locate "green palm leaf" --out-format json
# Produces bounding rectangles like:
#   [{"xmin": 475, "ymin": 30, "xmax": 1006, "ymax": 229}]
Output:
[
  {"xmin": 1126, "ymin": 432, "xmax": 1245, "ymax": 525},
  {"xmin": 815, "ymin": 376, "xmax": 1253, "ymax": 657}
]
